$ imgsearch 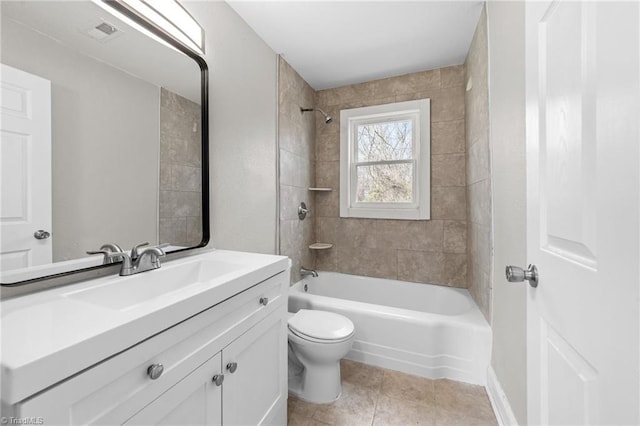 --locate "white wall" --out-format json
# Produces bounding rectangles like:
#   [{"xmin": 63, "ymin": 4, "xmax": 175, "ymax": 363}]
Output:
[
  {"xmin": 486, "ymin": 2, "xmax": 527, "ymax": 424},
  {"xmin": 2, "ymin": 18, "xmax": 159, "ymax": 262},
  {"xmin": 183, "ymin": 1, "xmax": 278, "ymax": 255}
]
